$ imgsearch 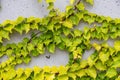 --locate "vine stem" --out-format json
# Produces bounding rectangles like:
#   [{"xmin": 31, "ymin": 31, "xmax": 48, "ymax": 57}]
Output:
[
  {"xmin": 28, "ymin": 0, "xmax": 82, "ymax": 43},
  {"xmin": 74, "ymin": 0, "xmax": 82, "ymax": 10},
  {"xmin": 28, "ymin": 31, "xmax": 41, "ymax": 43}
]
